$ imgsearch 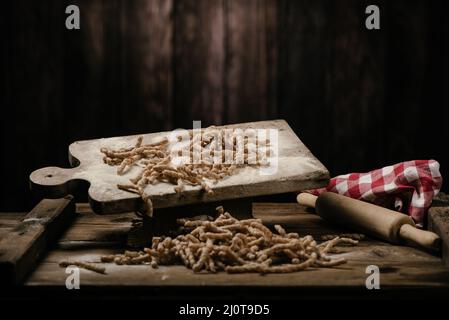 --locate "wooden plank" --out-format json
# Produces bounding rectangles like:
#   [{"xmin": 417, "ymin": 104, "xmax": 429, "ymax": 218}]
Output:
[
  {"xmin": 1, "ymin": 0, "xmax": 64, "ymax": 211},
  {"xmin": 378, "ymin": 0, "xmax": 449, "ymax": 187},
  {"xmin": 254, "ymin": 202, "xmax": 347, "ymax": 235},
  {"xmin": 42, "ymin": 239, "xmax": 437, "ymax": 265},
  {"xmin": 382, "ymin": 0, "xmax": 431, "ymax": 164},
  {"xmin": 58, "ymin": 207, "xmax": 135, "ymax": 248},
  {"xmin": 0, "ymin": 213, "xmax": 25, "ymax": 242},
  {"xmin": 173, "ymin": 0, "xmax": 225, "ymax": 127},
  {"xmin": 62, "ymin": 0, "xmax": 173, "ymax": 137},
  {"xmin": 0, "ymin": 213, "xmax": 26, "ymax": 227},
  {"xmin": 121, "ymin": 0, "xmax": 173, "ymax": 134},
  {"xmin": 264, "ymin": 0, "xmax": 278, "ymax": 121},
  {"xmin": 278, "ymin": 0, "xmax": 387, "ymax": 176},
  {"xmin": 428, "ymin": 206, "xmax": 449, "ymax": 266},
  {"xmin": 60, "ymin": 224, "xmax": 130, "ymax": 244},
  {"xmin": 277, "ymin": 0, "xmax": 332, "ymax": 165},
  {"xmin": 26, "ymin": 248, "xmax": 449, "ymax": 288},
  {"xmin": 225, "ymin": 0, "xmax": 277, "ymax": 123},
  {"xmin": 0, "ymin": 196, "xmax": 75, "ymax": 285},
  {"xmin": 3, "ymin": 0, "xmax": 449, "ymax": 217},
  {"xmin": 330, "ymin": 0, "xmax": 387, "ymax": 174},
  {"xmin": 62, "ymin": 0, "xmax": 109, "ymax": 141},
  {"xmin": 57, "ymin": 199, "xmax": 281, "ymax": 246},
  {"xmin": 0, "ymin": 202, "xmax": 445, "ymax": 288},
  {"xmin": 30, "ymin": 120, "xmax": 329, "ymax": 213},
  {"xmin": 12, "ymin": 201, "xmax": 447, "ymax": 288},
  {"xmin": 24, "ymin": 199, "xmax": 449, "ymax": 287},
  {"xmin": 252, "ymin": 202, "xmax": 309, "ymax": 216}
]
